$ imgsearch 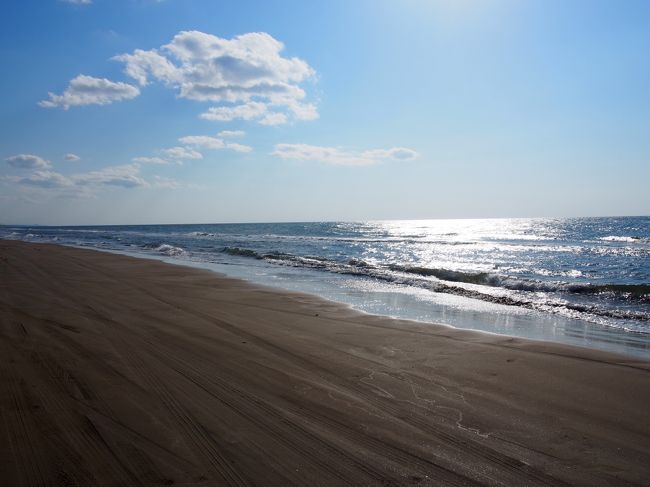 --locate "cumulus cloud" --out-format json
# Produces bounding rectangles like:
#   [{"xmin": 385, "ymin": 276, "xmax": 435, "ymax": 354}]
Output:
[
  {"xmin": 272, "ymin": 144, "xmax": 419, "ymax": 166},
  {"xmin": 39, "ymin": 75, "xmax": 140, "ymax": 109},
  {"xmin": 163, "ymin": 146, "xmax": 203, "ymax": 160},
  {"xmin": 5, "ymin": 154, "xmax": 51, "ymax": 169},
  {"xmin": 199, "ymin": 101, "xmax": 268, "ymax": 122},
  {"xmin": 224, "ymin": 142, "xmax": 253, "ymax": 153},
  {"xmin": 259, "ymin": 112, "xmax": 288, "ymax": 126},
  {"xmin": 199, "ymin": 101, "xmax": 292, "ymax": 126},
  {"xmin": 114, "ymin": 31, "xmax": 317, "ymax": 124},
  {"xmin": 64, "ymin": 153, "xmax": 81, "ymax": 162},
  {"xmin": 113, "ymin": 49, "xmax": 177, "ymax": 86},
  {"xmin": 178, "ymin": 135, "xmax": 225, "ymax": 150},
  {"xmin": 132, "ymin": 156, "xmax": 170, "ymax": 165},
  {"xmin": 218, "ymin": 130, "xmax": 245, "ymax": 138},
  {"xmin": 287, "ymin": 101, "xmax": 319, "ymax": 121},
  {"xmin": 179, "ymin": 135, "xmax": 252, "ymax": 153}
]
